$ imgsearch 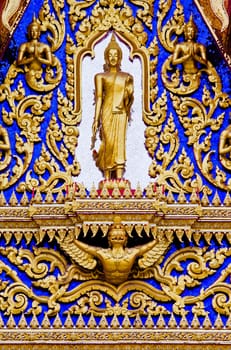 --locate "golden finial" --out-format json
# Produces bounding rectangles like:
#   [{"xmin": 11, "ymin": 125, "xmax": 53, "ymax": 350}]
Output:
[
  {"xmin": 104, "ymin": 32, "xmax": 122, "ymax": 64},
  {"xmin": 184, "ymin": 14, "xmax": 197, "ymax": 35},
  {"xmin": 27, "ymin": 14, "xmax": 40, "ymax": 33}
]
